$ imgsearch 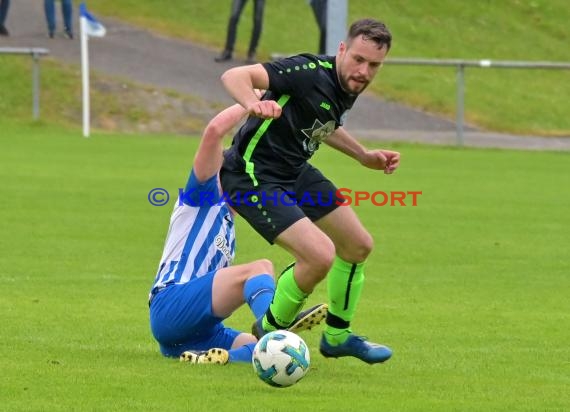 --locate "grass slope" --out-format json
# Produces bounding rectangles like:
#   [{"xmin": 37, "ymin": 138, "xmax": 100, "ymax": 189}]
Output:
[
  {"xmin": 0, "ymin": 56, "xmax": 207, "ymax": 133},
  {"xmin": 1, "ymin": 125, "xmax": 568, "ymax": 411}
]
